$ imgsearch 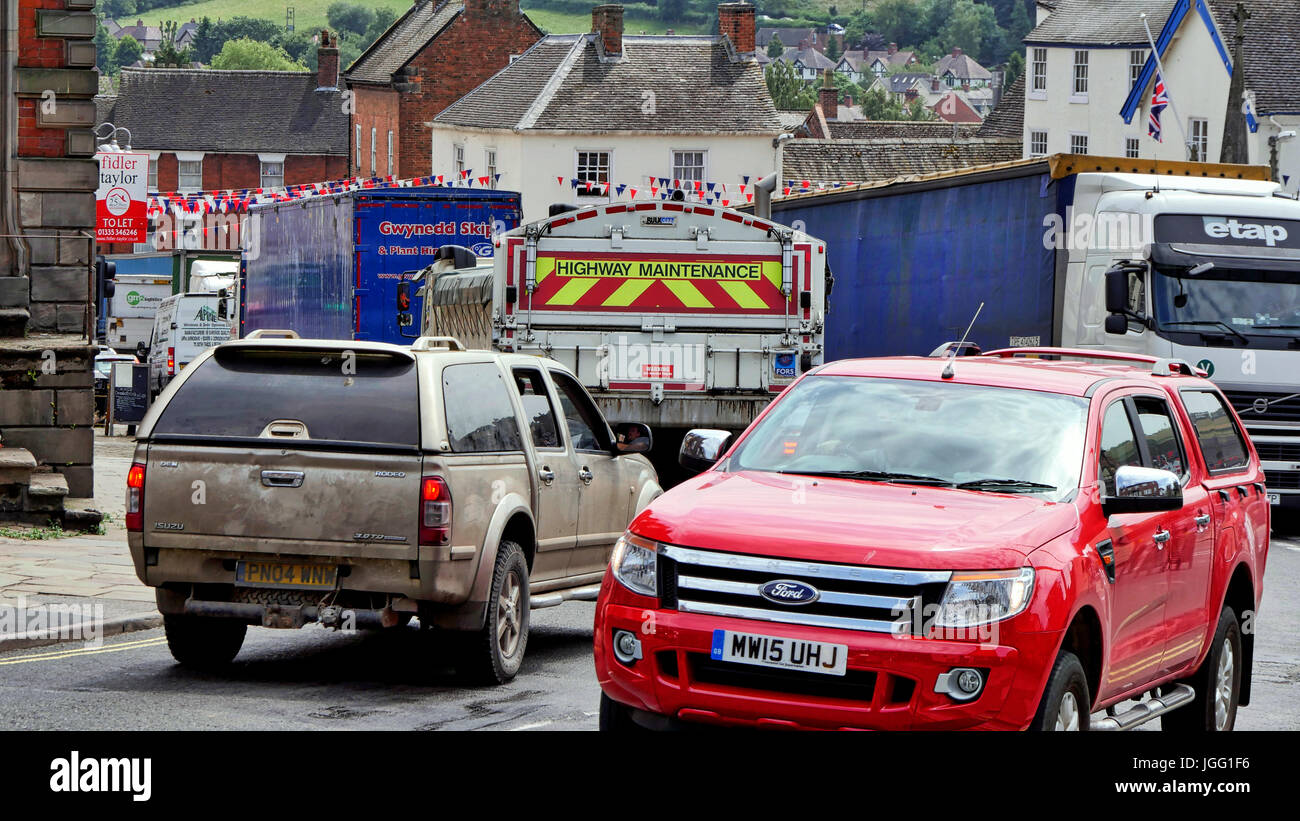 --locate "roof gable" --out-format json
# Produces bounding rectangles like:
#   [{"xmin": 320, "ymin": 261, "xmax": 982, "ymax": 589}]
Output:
[{"xmin": 346, "ymin": 0, "xmax": 465, "ymax": 85}]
